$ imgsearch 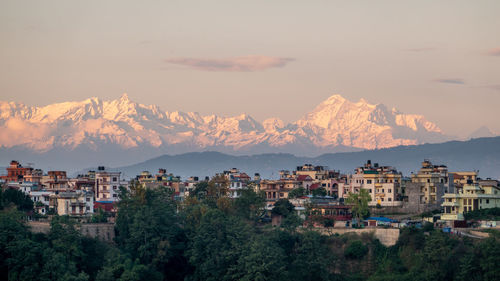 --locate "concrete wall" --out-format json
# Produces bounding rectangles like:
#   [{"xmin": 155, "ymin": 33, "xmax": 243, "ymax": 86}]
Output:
[
  {"xmin": 314, "ymin": 227, "xmax": 400, "ymax": 246},
  {"xmin": 28, "ymin": 221, "xmax": 115, "ymax": 243}
]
